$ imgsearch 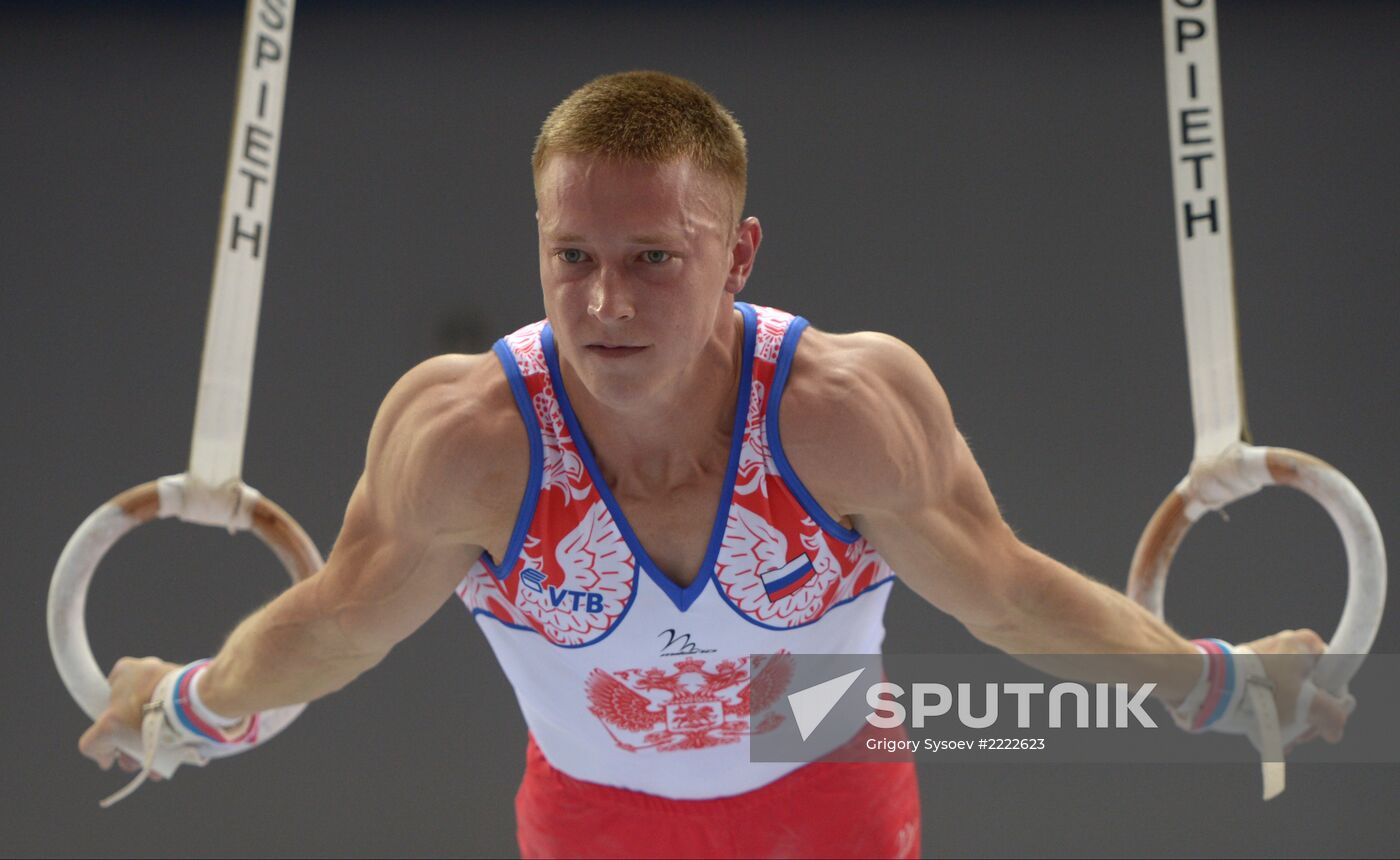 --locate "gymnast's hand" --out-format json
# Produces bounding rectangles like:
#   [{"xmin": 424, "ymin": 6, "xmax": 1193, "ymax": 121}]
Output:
[
  {"xmin": 1238, "ymin": 628, "xmax": 1353, "ymax": 751},
  {"xmin": 78, "ymin": 656, "xmax": 179, "ymax": 774}
]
